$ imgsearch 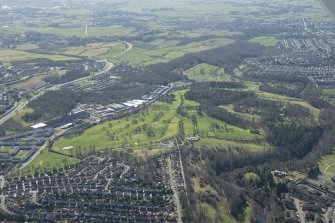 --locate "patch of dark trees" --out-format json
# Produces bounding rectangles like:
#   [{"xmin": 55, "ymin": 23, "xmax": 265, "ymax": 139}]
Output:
[
  {"xmin": 244, "ymin": 71, "xmax": 331, "ymax": 109},
  {"xmin": 0, "ymin": 118, "xmax": 27, "ymax": 136},
  {"xmin": 101, "ymin": 83, "xmax": 157, "ymax": 102},
  {"xmin": 21, "ymin": 55, "xmax": 193, "ymax": 122},
  {"xmin": 158, "ymin": 94, "xmax": 175, "ymax": 104},
  {"xmin": 123, "ymin": 68, "xmax": 184, "ymax": 85},
  {"xmin": 260, "ymin": 82, "xmax": 305, "ymax": 98},
  {"xmin": 266, "ymin": 123, "xmax": 322, "ymax": 159},
  {"xmin": 0, "ymin": 213, "xmax": 25, "ymax": 223},
  {"xmin": 206, "ymin": 107, "xmax": 335, "ymax": 175},
  {"xmin": 186, "ymin": 87, "xmax": 254, "ymax": 106},
  {"xmin": 185, "ymin": 118, "xmax": 335, "ymax": 221},
  {"xmin": 301, "ymin": 83, "xmax": 332, "ymax": 109},
  {"xmin": 150, "ymin": 41, "xmax": 265, "ymax": 74},
  {"xmin": 10, "ymin": 58, "xmax": 91, "ymax": 67},
  {"xmin": 23, "ymin": 90, "xmax": 100, "ymax": 122},
  {"xmin": 185, "ymin": 83, "xmax": 313, "ymax": 130},
  {"xmin": 184, "ymin": 146, "xmax": 285, "ymax": 222},
  {"xmin": 245, "ymin": 72, "xmax": 310, "ymax": 86},
  {"xmin": 23, "ymin": 83, "xmax": 157, "ymax": 122},
  {"xmin": 201, "ymin": 105, "xmax": 250, "ymax": 128},
  {"xmin": 191, "ymin": 82, "xmax": 245, "ymax": 89},
  {"xmin": 184, "ymin": 103, "xmax": 335, "ymax": 222}
]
